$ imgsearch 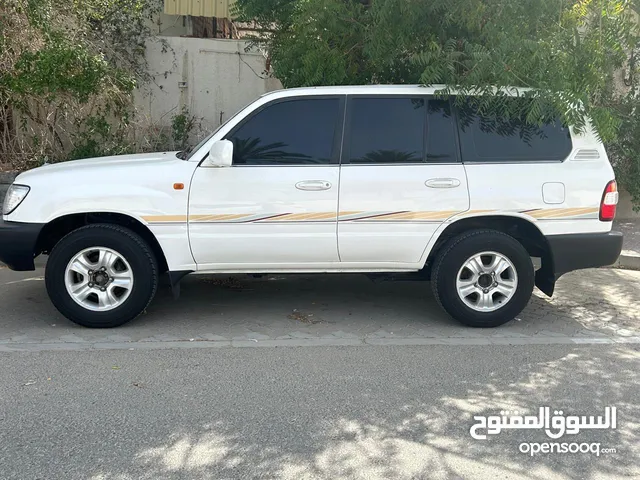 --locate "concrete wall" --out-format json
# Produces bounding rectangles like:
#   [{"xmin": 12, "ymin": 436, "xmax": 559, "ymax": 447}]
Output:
[
  {"xmin": 152, "ymin": 12, "xmax": 190, "ymax": 37},
  {"xmin": 0, "ymin": 172, "xmax": 18, "ymax": 203},
  {"xmin": 616, "ymin": 189, "xmax": 640, "ymax": 219},
  {"xmin": 136, "ymin": 37, "xmax": 282, "ymax": 141}
]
